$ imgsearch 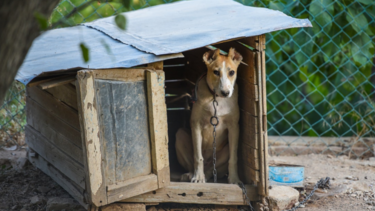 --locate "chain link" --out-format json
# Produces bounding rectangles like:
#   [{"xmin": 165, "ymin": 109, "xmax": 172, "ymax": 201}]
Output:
[
  {"xmin": 210, "ymin": 92, "xmax": 219, "ymax": 183},
  {"xmin": 285, "ymin": 177, "xmax": 330, "ymax": 211},
  {"xmin": 239, "ymin": 182, "xmax": 255, "ymax": 211}
]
